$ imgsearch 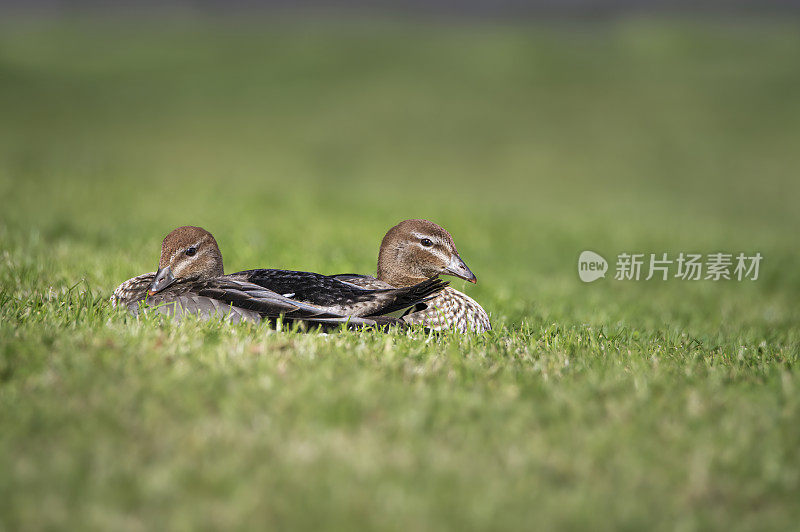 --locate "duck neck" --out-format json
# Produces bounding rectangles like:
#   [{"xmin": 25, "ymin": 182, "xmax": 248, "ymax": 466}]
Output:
[{"xmin": 377, "ymin": 264, "xmax": 429, "ymax": 288}]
